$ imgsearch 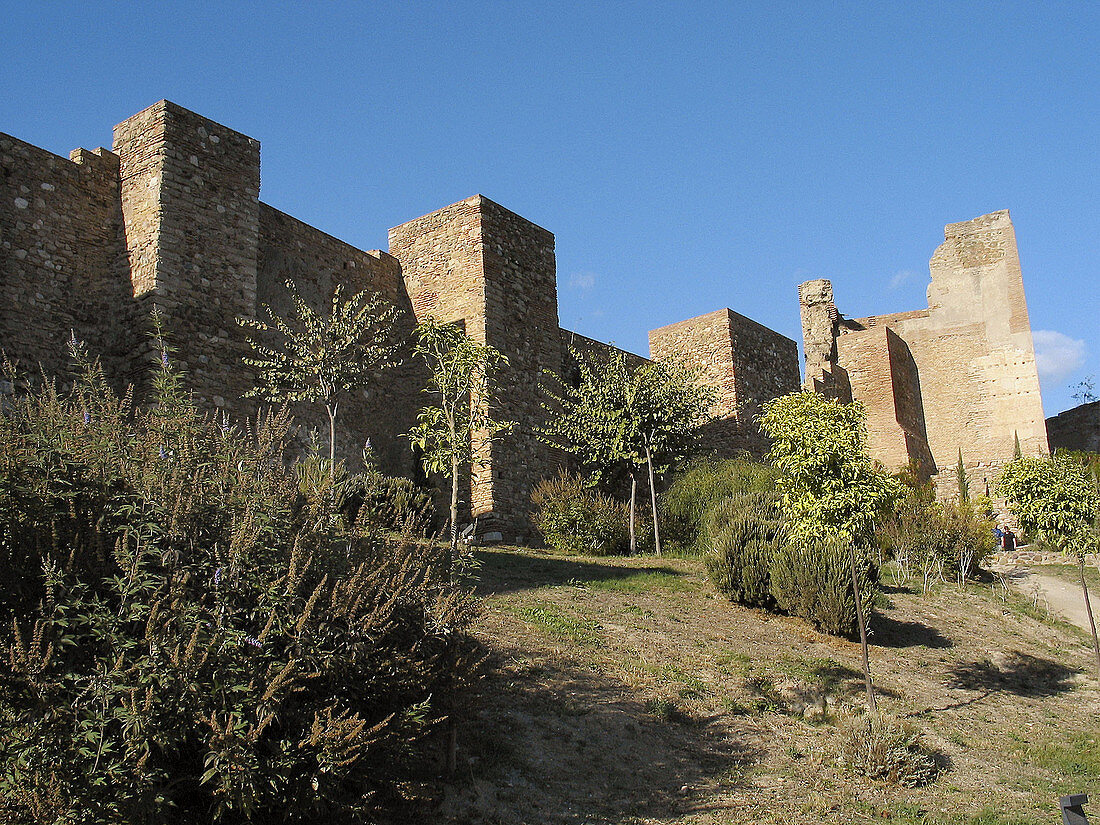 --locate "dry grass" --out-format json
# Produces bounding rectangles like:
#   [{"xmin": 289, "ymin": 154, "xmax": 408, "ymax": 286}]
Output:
[{"xmin": 422, "ymin": 547, "xmax": 1099, "ymax": 825}]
